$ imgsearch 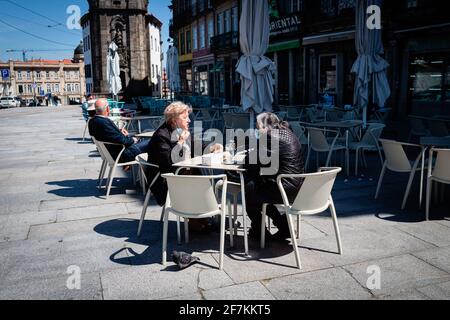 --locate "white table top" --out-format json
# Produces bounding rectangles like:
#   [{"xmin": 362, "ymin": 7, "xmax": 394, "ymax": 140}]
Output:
[
  {"xmin": 173, "ymin": 155, "xmax": 246, "ymax": 172},
  {"xmin": 135, "ymin": 131, "xmax": 155, "ymax": 138},
  {"xmin": 311, "ymin": 120, "xmax": 363, "ymax": 129}
]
